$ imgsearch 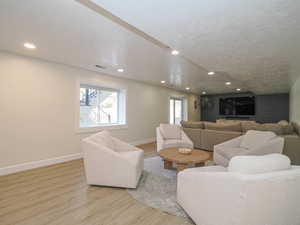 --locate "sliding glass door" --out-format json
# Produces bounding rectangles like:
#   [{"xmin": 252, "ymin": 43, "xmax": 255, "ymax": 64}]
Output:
[{"xmin": 169, "ymin": 98, "xmax": 184, "ymax": 124}]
